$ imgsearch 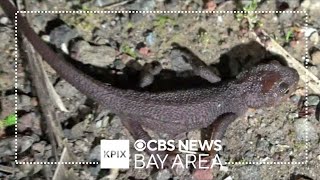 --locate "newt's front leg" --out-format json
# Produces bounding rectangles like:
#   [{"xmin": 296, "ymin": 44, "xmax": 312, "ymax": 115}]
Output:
[
  {"xmin": 192, "ymin": 113, "xmax": 238, "ymax": 180},
  {"xmin": 203, "ymin": 113, "xmax": 238, "ymax": 155}
]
